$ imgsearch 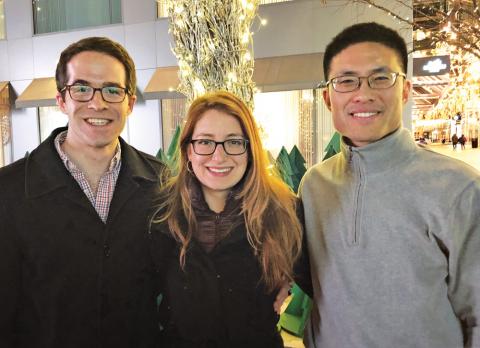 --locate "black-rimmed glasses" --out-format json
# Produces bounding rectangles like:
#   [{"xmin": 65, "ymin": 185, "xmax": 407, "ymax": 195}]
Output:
[
  {"xmin": 325, "ymin": 72, "xmax": 406, "ymax": 93},
  {"xmin": 190, "ymin": 139, "xmax": 249, "ymax": 156},
  {"xmin": 61, "ymin": 84, "xmax": 129, "ymax": 103}
]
